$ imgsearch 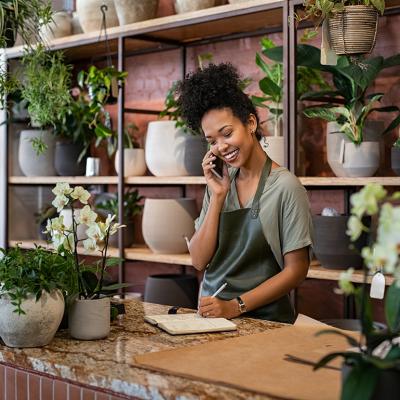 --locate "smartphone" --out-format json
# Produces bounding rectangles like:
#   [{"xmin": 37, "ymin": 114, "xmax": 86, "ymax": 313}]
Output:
[{"xmin": 211, "ymin": 153, "xmax": 224, "ymax": 179}]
